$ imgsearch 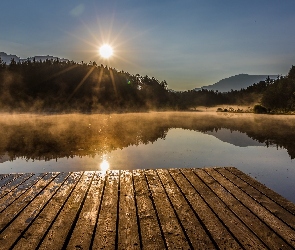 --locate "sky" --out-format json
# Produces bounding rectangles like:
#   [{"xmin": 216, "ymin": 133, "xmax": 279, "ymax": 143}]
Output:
[{"xmin": 1, "ymin": 0, "xmax": 295, "ymax": 91}]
